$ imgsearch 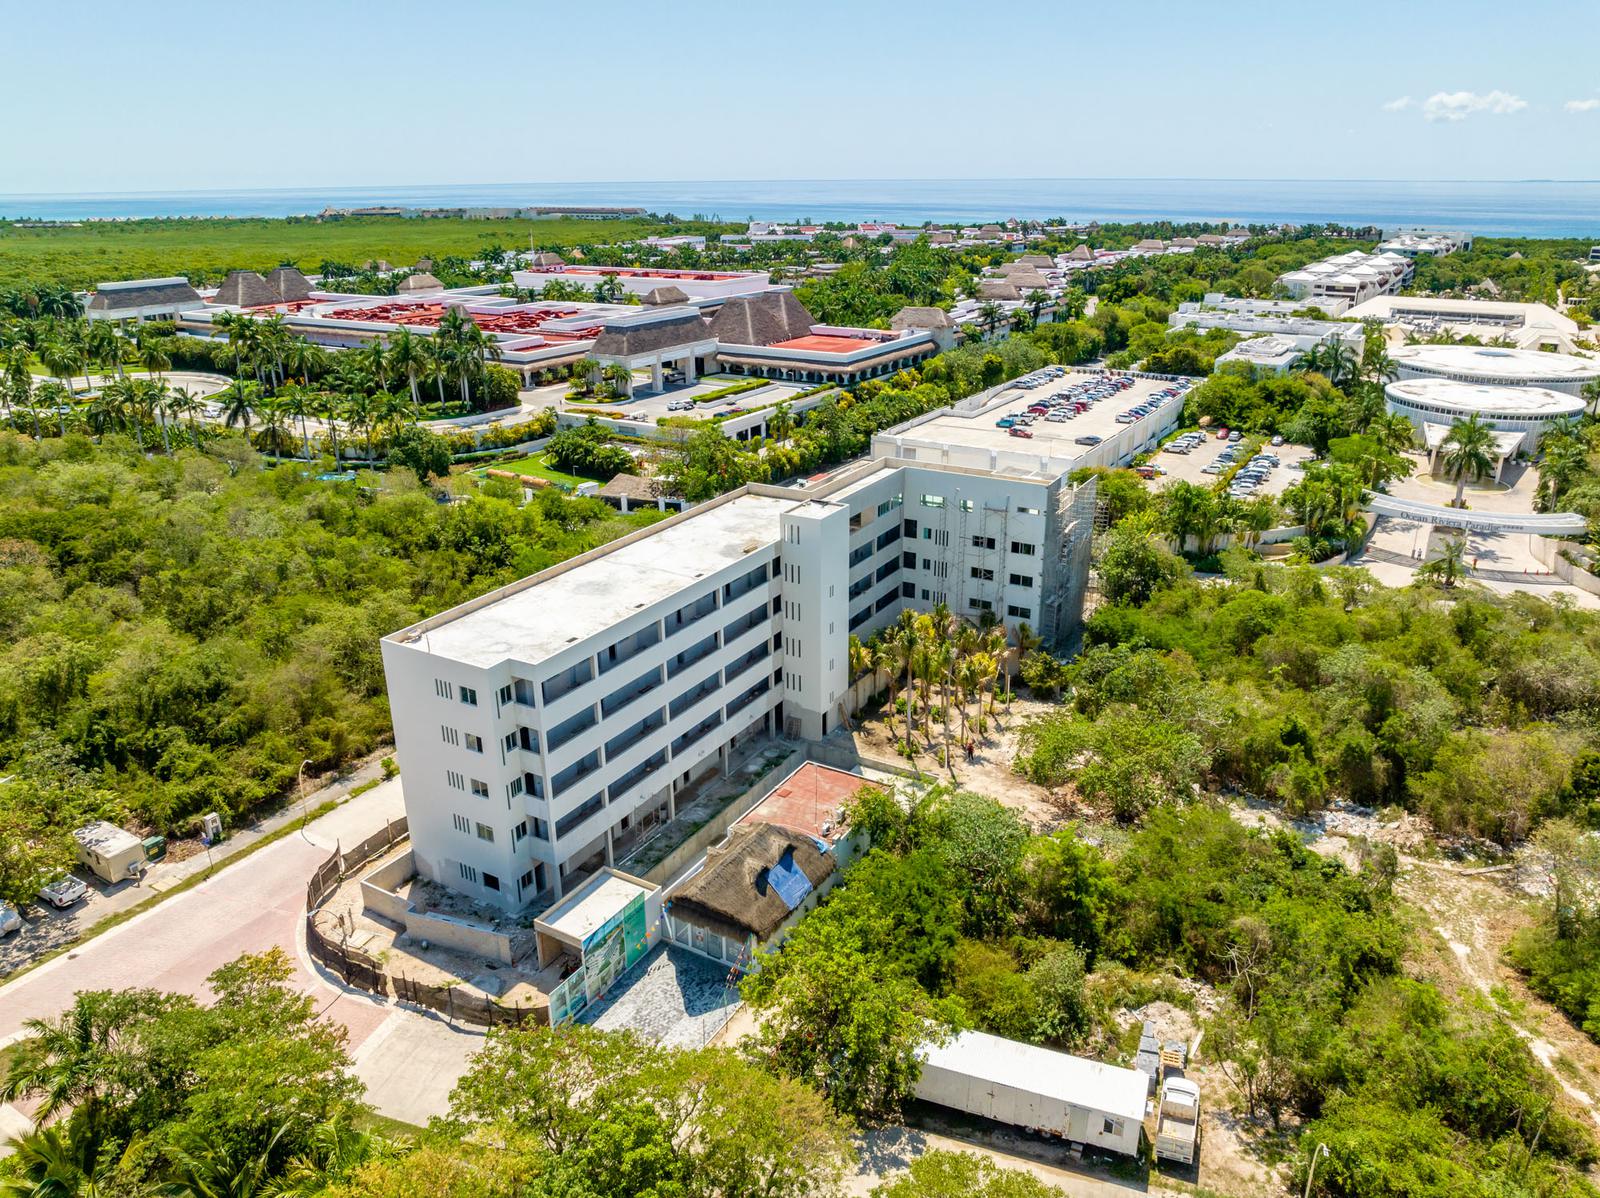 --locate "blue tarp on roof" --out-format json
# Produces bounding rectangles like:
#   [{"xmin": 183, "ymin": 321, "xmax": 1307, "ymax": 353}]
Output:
[{"xmin": 766, "ymin": 849, "xmax": 814, "ymax": 912}]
